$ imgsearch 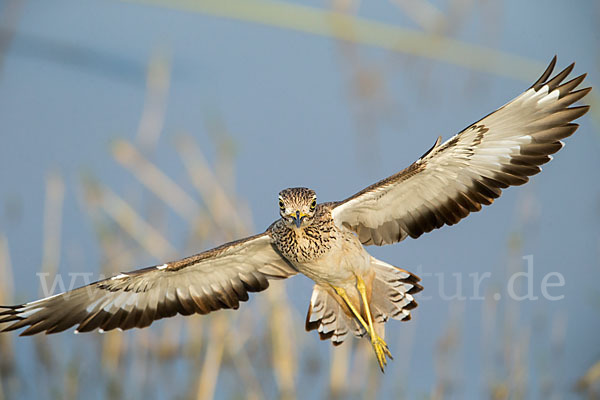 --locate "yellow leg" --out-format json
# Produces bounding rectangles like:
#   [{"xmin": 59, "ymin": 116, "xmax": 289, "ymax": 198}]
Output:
[
  {"xmin": 356, "ymin": 275, "xmax": 393, "ymax": 372},
  {"xmin": 331, "ymin": 286, "xmax": 370, "ymax": 333},
  {"xmin": 332, "ymin": 279, "xmax": 393, "ymax": 372}
]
